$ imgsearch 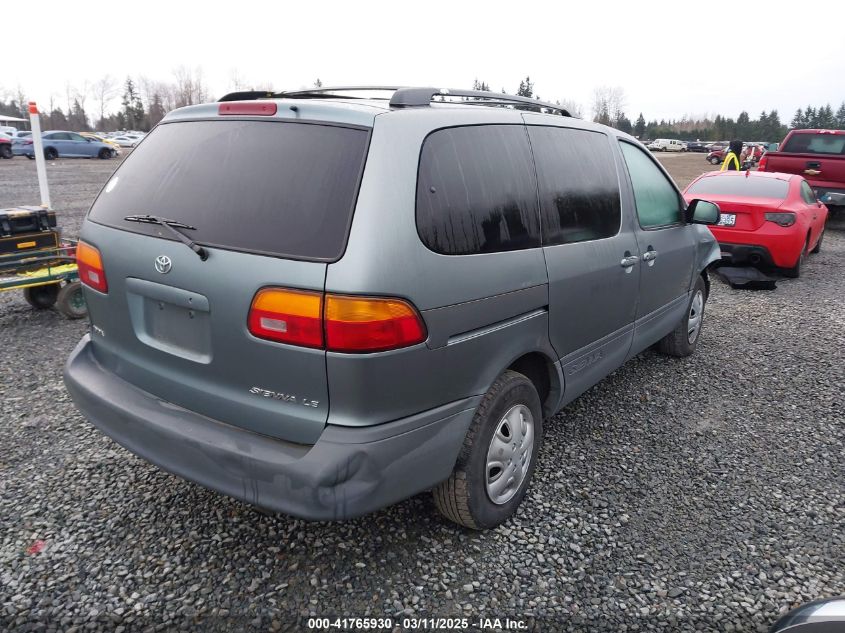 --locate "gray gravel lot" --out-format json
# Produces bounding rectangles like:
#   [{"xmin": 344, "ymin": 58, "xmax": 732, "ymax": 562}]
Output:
[{"xmin": 1, "ymin": 156, "xmax": 843, "ymax": 632}]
